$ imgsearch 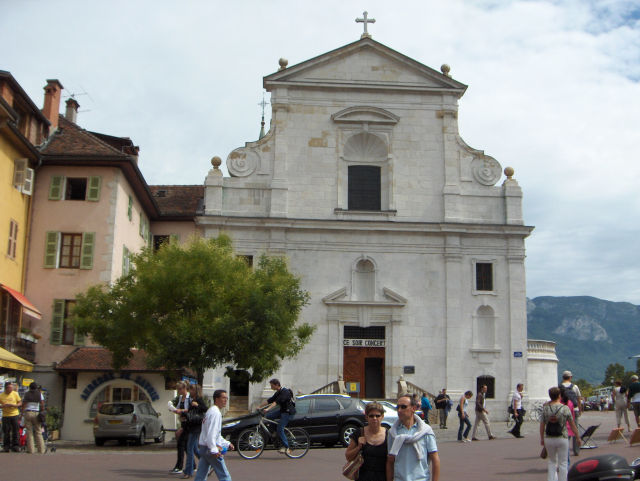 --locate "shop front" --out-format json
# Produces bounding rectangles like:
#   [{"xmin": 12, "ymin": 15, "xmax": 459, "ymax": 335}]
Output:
[{"xmin": 56, "ymin": 347, "xmax": 183, "ymax": 441}]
